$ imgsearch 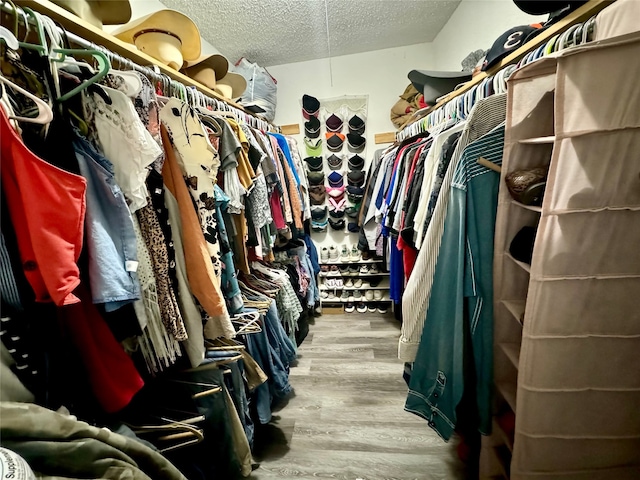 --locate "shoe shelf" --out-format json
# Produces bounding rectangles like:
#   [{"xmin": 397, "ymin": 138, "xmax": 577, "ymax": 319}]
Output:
[
  {"xmin": 320, "ymin": 272, "xmax": 390, "ymax": 277},
  {"xmin": 320, "ymin": 259, "xmax": 384, "ymax": 264},
  {"xmin": 320, "ymin": 297, "xmax": 392, "ymax": 304},
  {"xmin": 319, "ymin": 279, "xmax": 391, "ymax": 290}
]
